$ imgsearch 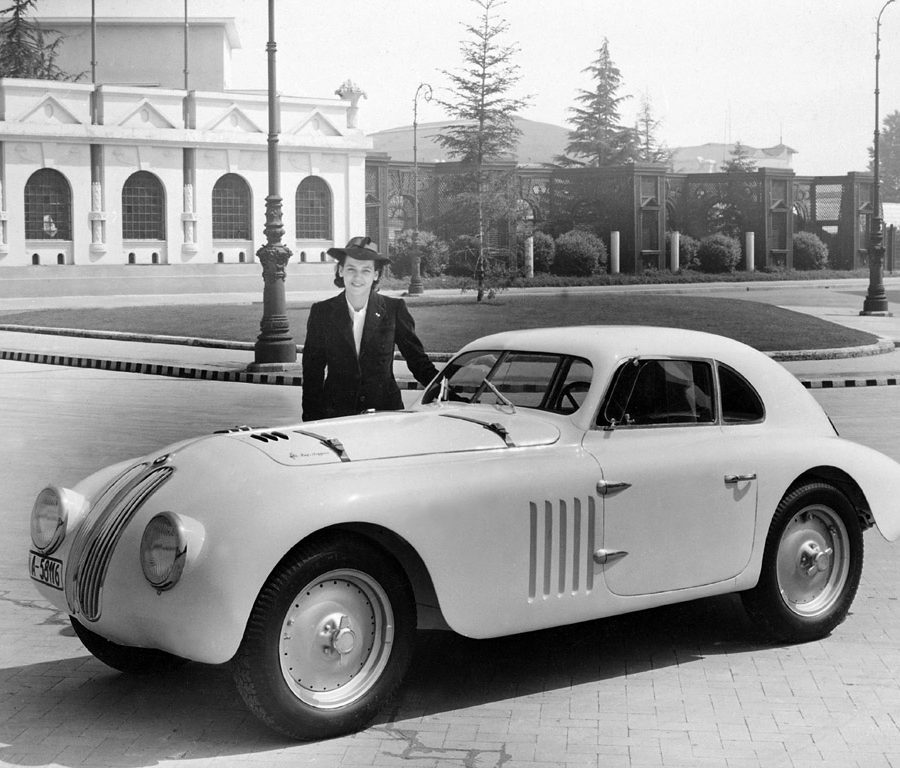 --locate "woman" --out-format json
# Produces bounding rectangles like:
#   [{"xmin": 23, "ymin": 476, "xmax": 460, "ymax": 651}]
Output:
[{"xmin": 301, "ymin": 236, "xmax": 439, "ymax": 422}]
